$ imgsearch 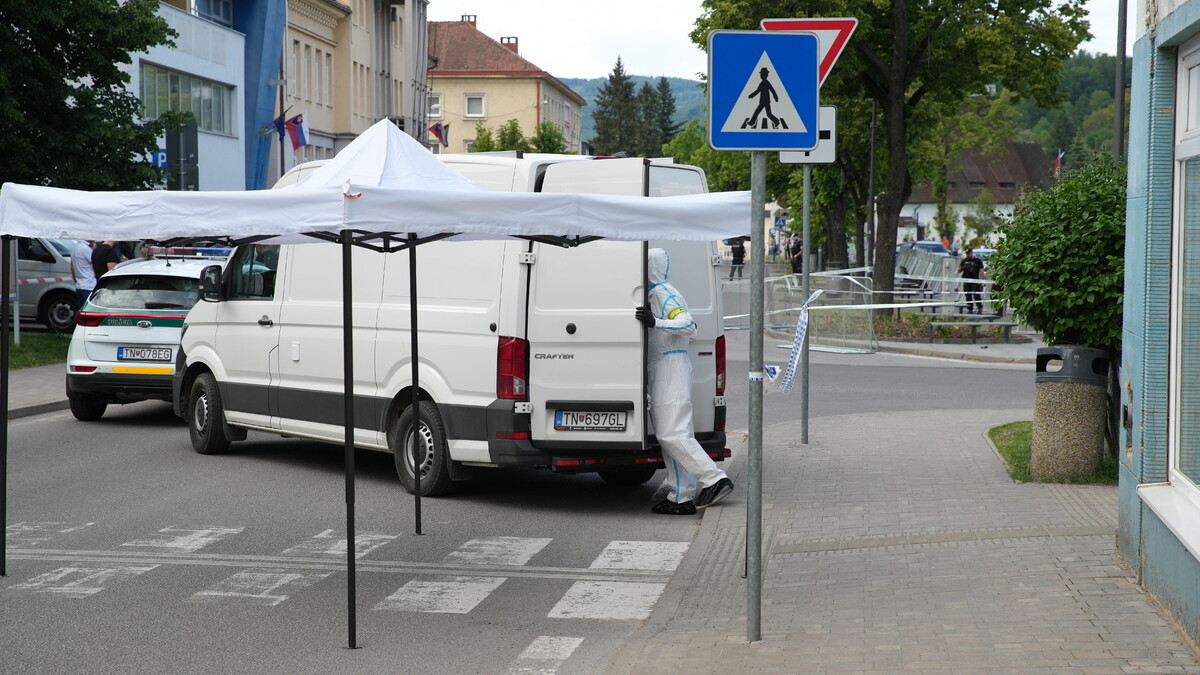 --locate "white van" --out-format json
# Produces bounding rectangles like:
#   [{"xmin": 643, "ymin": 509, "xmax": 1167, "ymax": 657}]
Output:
[
  {"xmin": 173, "ymin": 156, "xmax": 728, "ymax": 495},
  {"xmin": 17, "ymin": 237, "xmax": 79, "ymax": 332}
]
